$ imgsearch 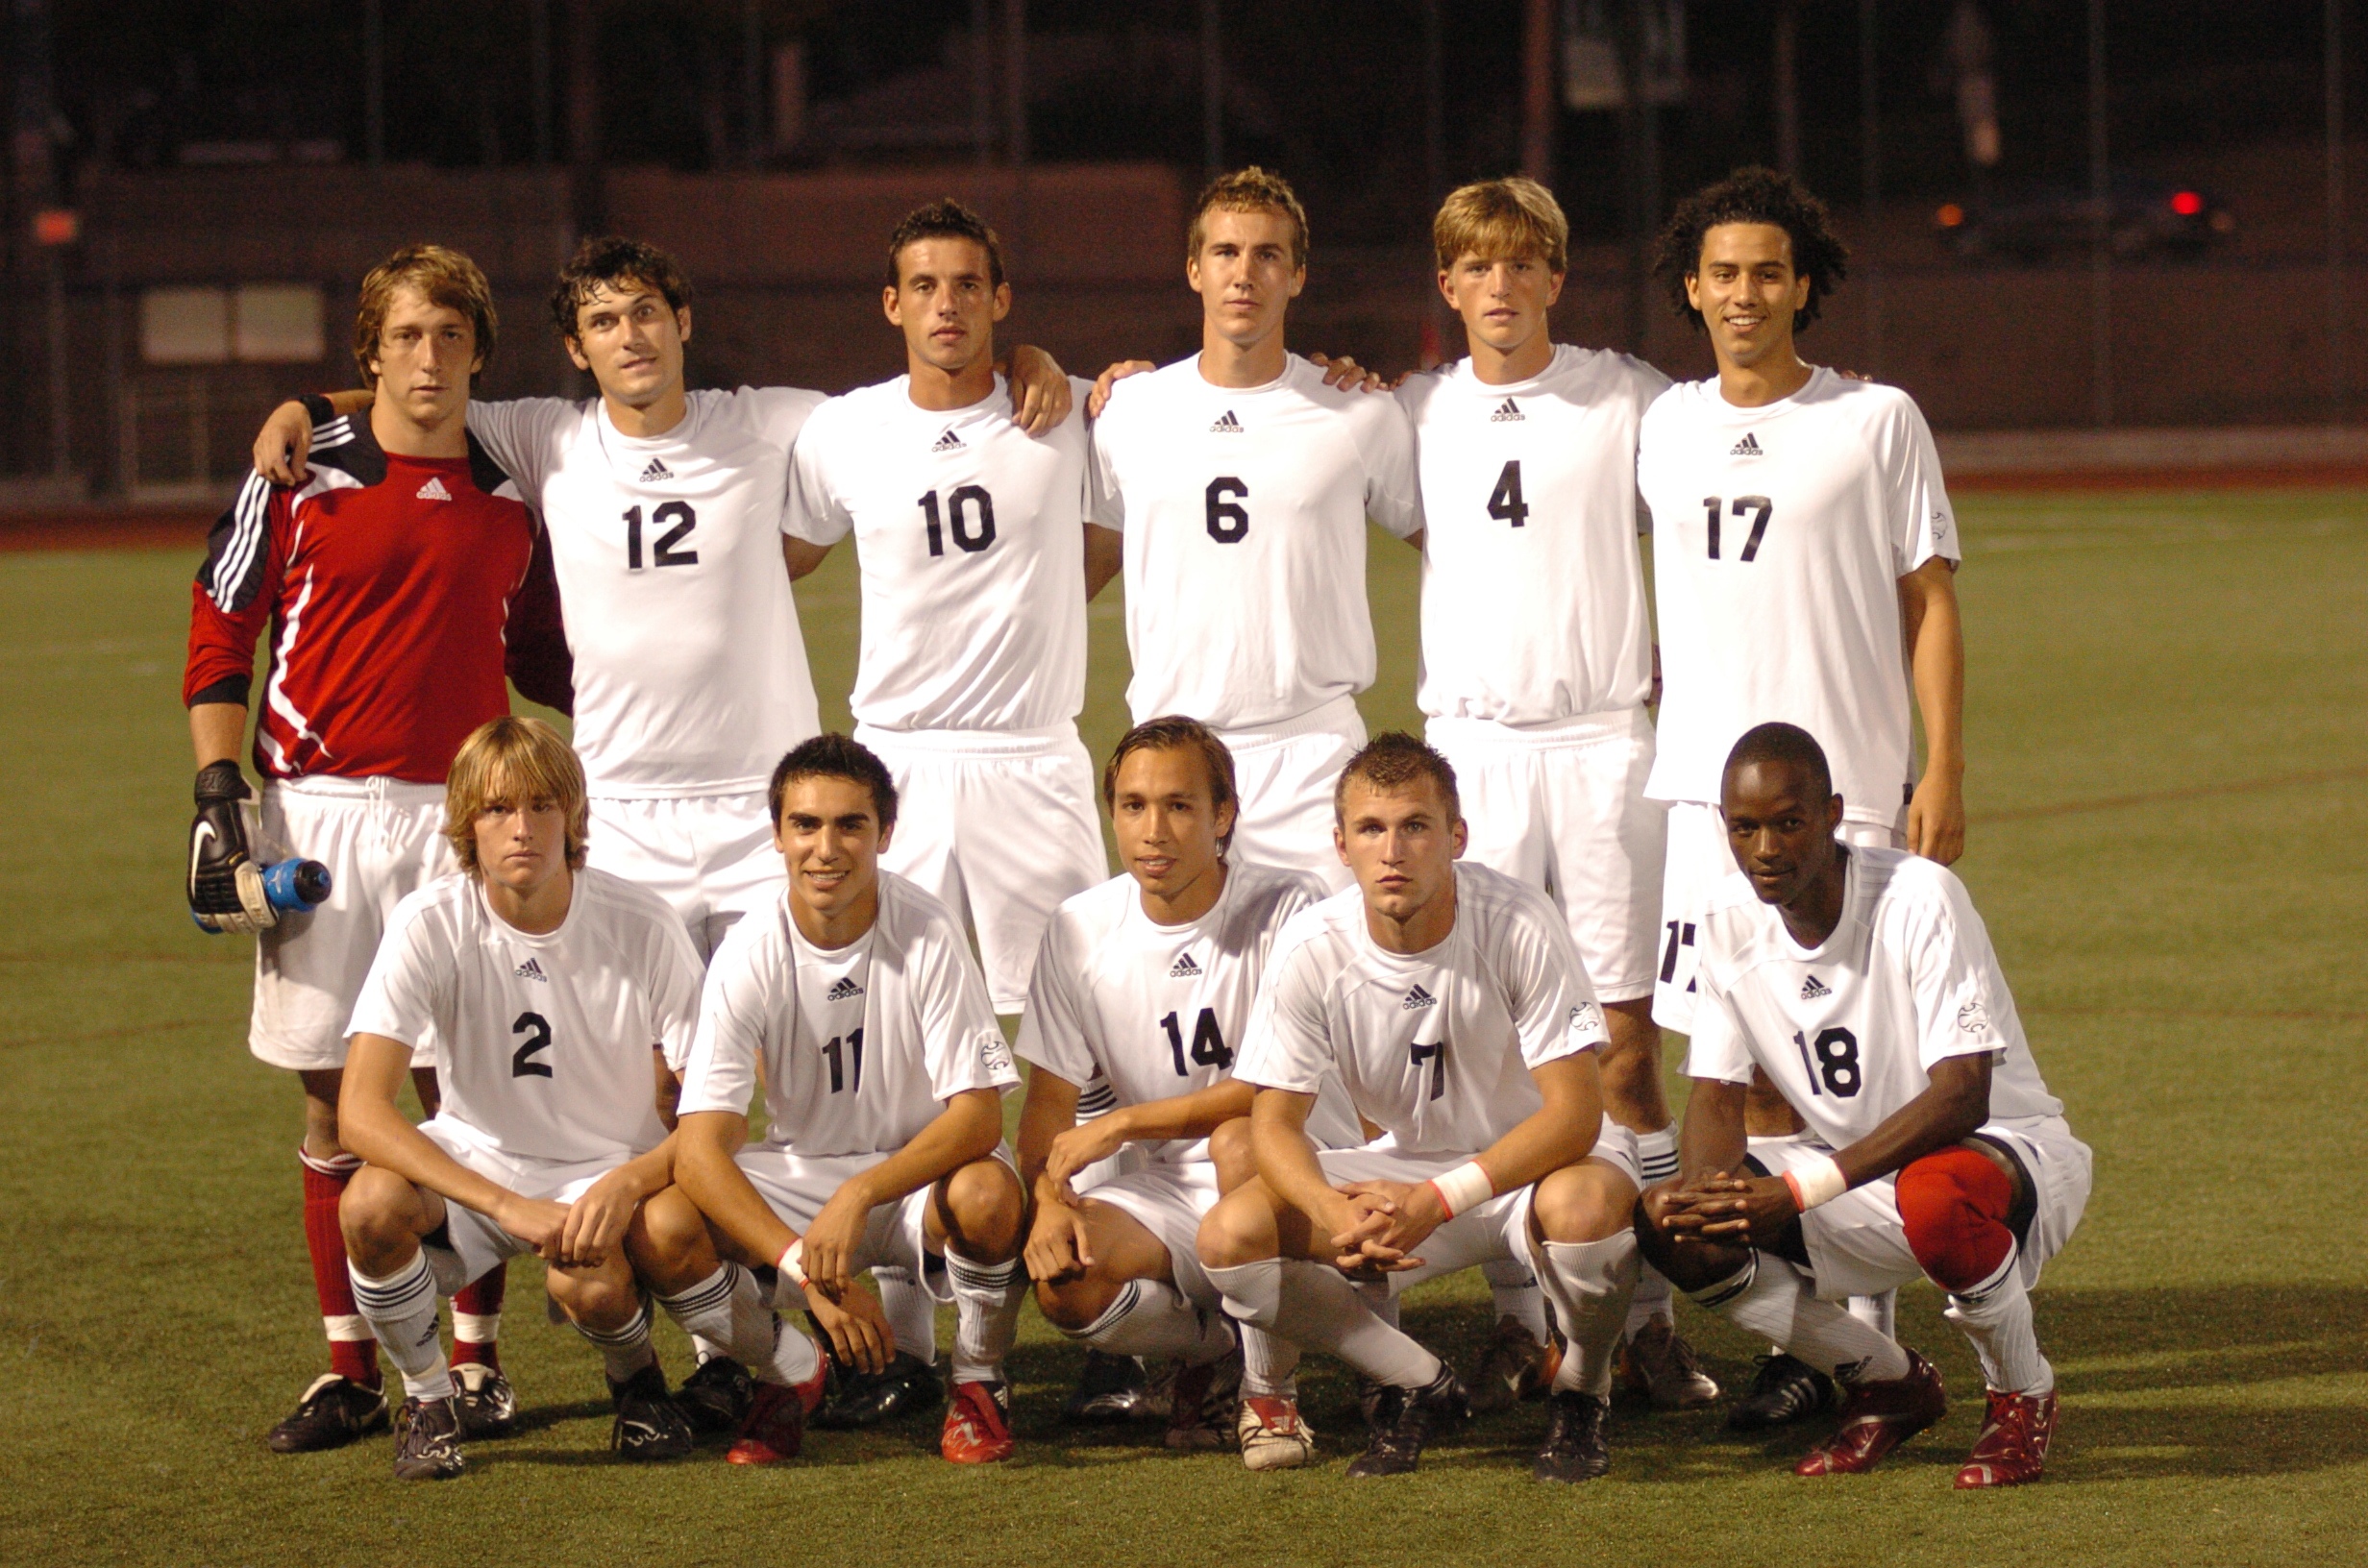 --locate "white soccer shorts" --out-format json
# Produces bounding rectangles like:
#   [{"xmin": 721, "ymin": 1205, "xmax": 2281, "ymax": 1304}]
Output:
[
  {"xmin": 1312, "ymin": 1119, "xmax": 1641, "ymax": 1297},
  {"xmin": 732, "ymin": 1143, "xmax": 1023, "ymax": 1309},
  {"xmin": 1428, "ymin": 707, "xmax": 1665, "ymax": 1003},
  {"xmin": 248, "ymin": 775, "xmax": 450, "ymax": 1073},
  {"xmin": 1745, "ymin": 1119, "xmax": 2093, "ymax": 1302},
  {"xmin": 585, "ymin": 790, "xmax": 783, "ymax": 961},
  {"xmin": 1651, "ymin": 800, "xmax": 1907, "ymax": 1034},
  {"xmin": 415, "ymin": 1116, "xmax": 634, "ymax": 1291},
  {"xmin": 1216, "ymin": 695, "xmax": 1366, "ymax": 894},
  {"xmin": 1081, "ymin": 1159, "xmax": 1225, "ymax": 1305},
  {"xmin": 856, "ymin": 723, "xmax": 1110, "ymax": 1013}
]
